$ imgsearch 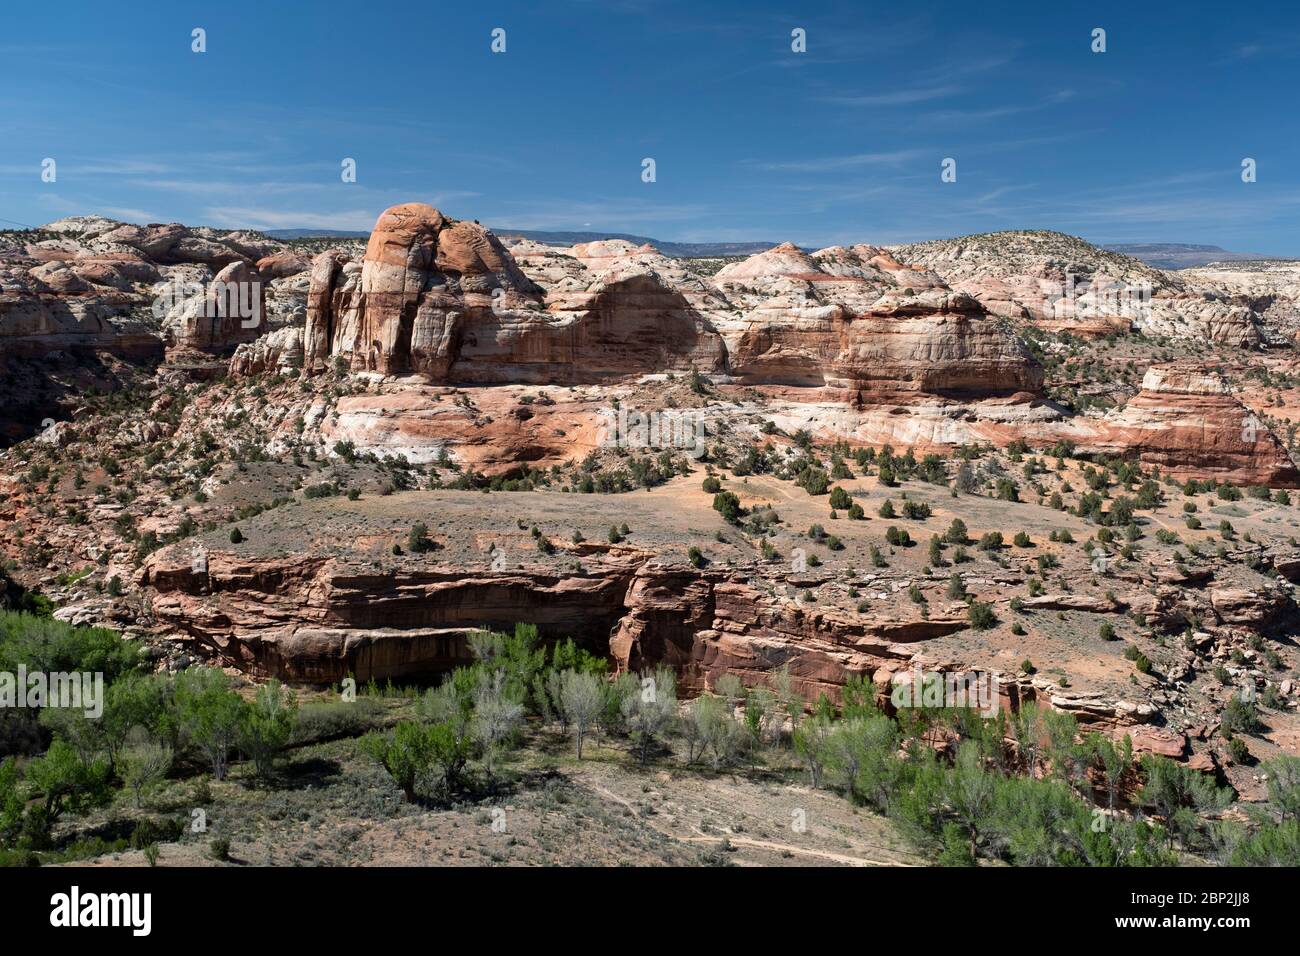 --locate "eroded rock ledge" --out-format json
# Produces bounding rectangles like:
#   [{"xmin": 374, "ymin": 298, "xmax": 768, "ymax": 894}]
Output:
[{"xmin": 142, "ymin": 549, "xmax": 1149, "ymax": 728}]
